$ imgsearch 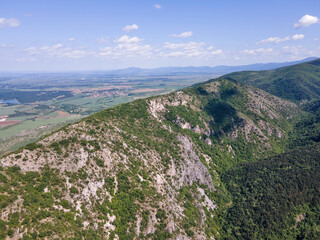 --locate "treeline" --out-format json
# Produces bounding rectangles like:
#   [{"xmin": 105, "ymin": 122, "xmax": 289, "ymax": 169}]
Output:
[{"xmin": 0, "ymin": 90, "xmax": 73, "ymax": 104}]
